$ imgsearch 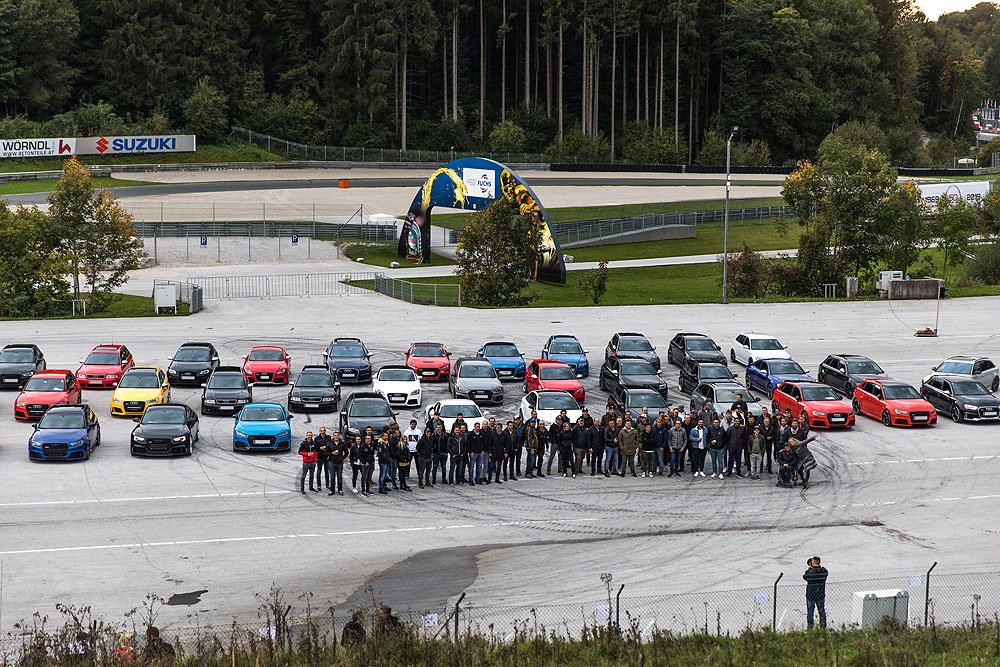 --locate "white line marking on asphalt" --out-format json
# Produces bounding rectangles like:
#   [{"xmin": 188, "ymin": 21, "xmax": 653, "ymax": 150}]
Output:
[
  {"xmin": 0, "ymin": 518, "xmax": 601, "ymax": 556},
  {"xmin": 846, "ymin": 456, "xmax": 993, "ymax": 466},
  {"xmin": 0, "ymin": 490, "xmax": 294, "ymax": 508}
]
